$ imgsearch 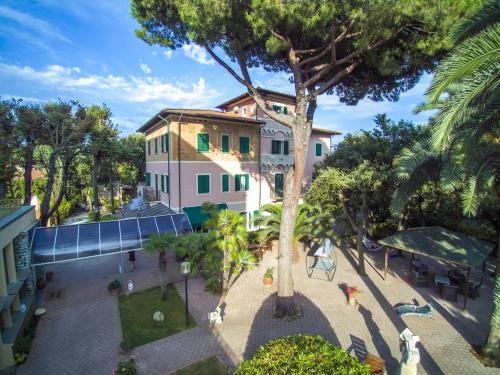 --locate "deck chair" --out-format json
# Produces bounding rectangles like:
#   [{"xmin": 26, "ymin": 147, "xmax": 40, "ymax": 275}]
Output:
[
  {"xmin": 306, "ymin": 238, "xmax": 336, "ymax": 281},
  {"xmin": 395, "ymin": 302, "xmax": 434, "ymax": 317}
]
